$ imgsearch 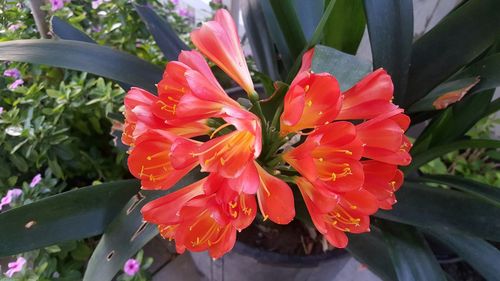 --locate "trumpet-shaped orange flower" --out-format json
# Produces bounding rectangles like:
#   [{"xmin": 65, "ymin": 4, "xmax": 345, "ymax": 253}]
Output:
[
  {"xmin": 127, "ymin": 130, "xmax": 199, "ymax": 190},
  {"xmin": 191, "ymin": 9, "xmax": 254, "ymax": 95},
  {"xmin": 124, "ymin": 9, "xmax": 412, "ymax": 258},
  {"xmin": 296, "ymin": 177, "xmax": 377, "ymax": 248},
  {"xmin": 280, "ymin": 72, "xmax": 342, "ymax": 135},
  {"xmin": 255, "ymin": 163, "xmax": 295, "ymax": 224},
  {"xmin": 337, "ymin": 69, "xmax": 398, "ymax": 120},
  {"xmin": 283, "ymin": 122, "xmax": 364, "ymax": 193}
]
